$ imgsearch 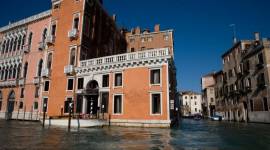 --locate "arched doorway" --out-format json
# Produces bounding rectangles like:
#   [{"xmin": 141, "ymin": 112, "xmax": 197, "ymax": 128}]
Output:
[
  {"xmin": 85, "ymin": 80, "xmax": 99, "ymax": 117},
  {"xmin": 6, "ymin": 90, "xmax": 15, "ymax": 120}
]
